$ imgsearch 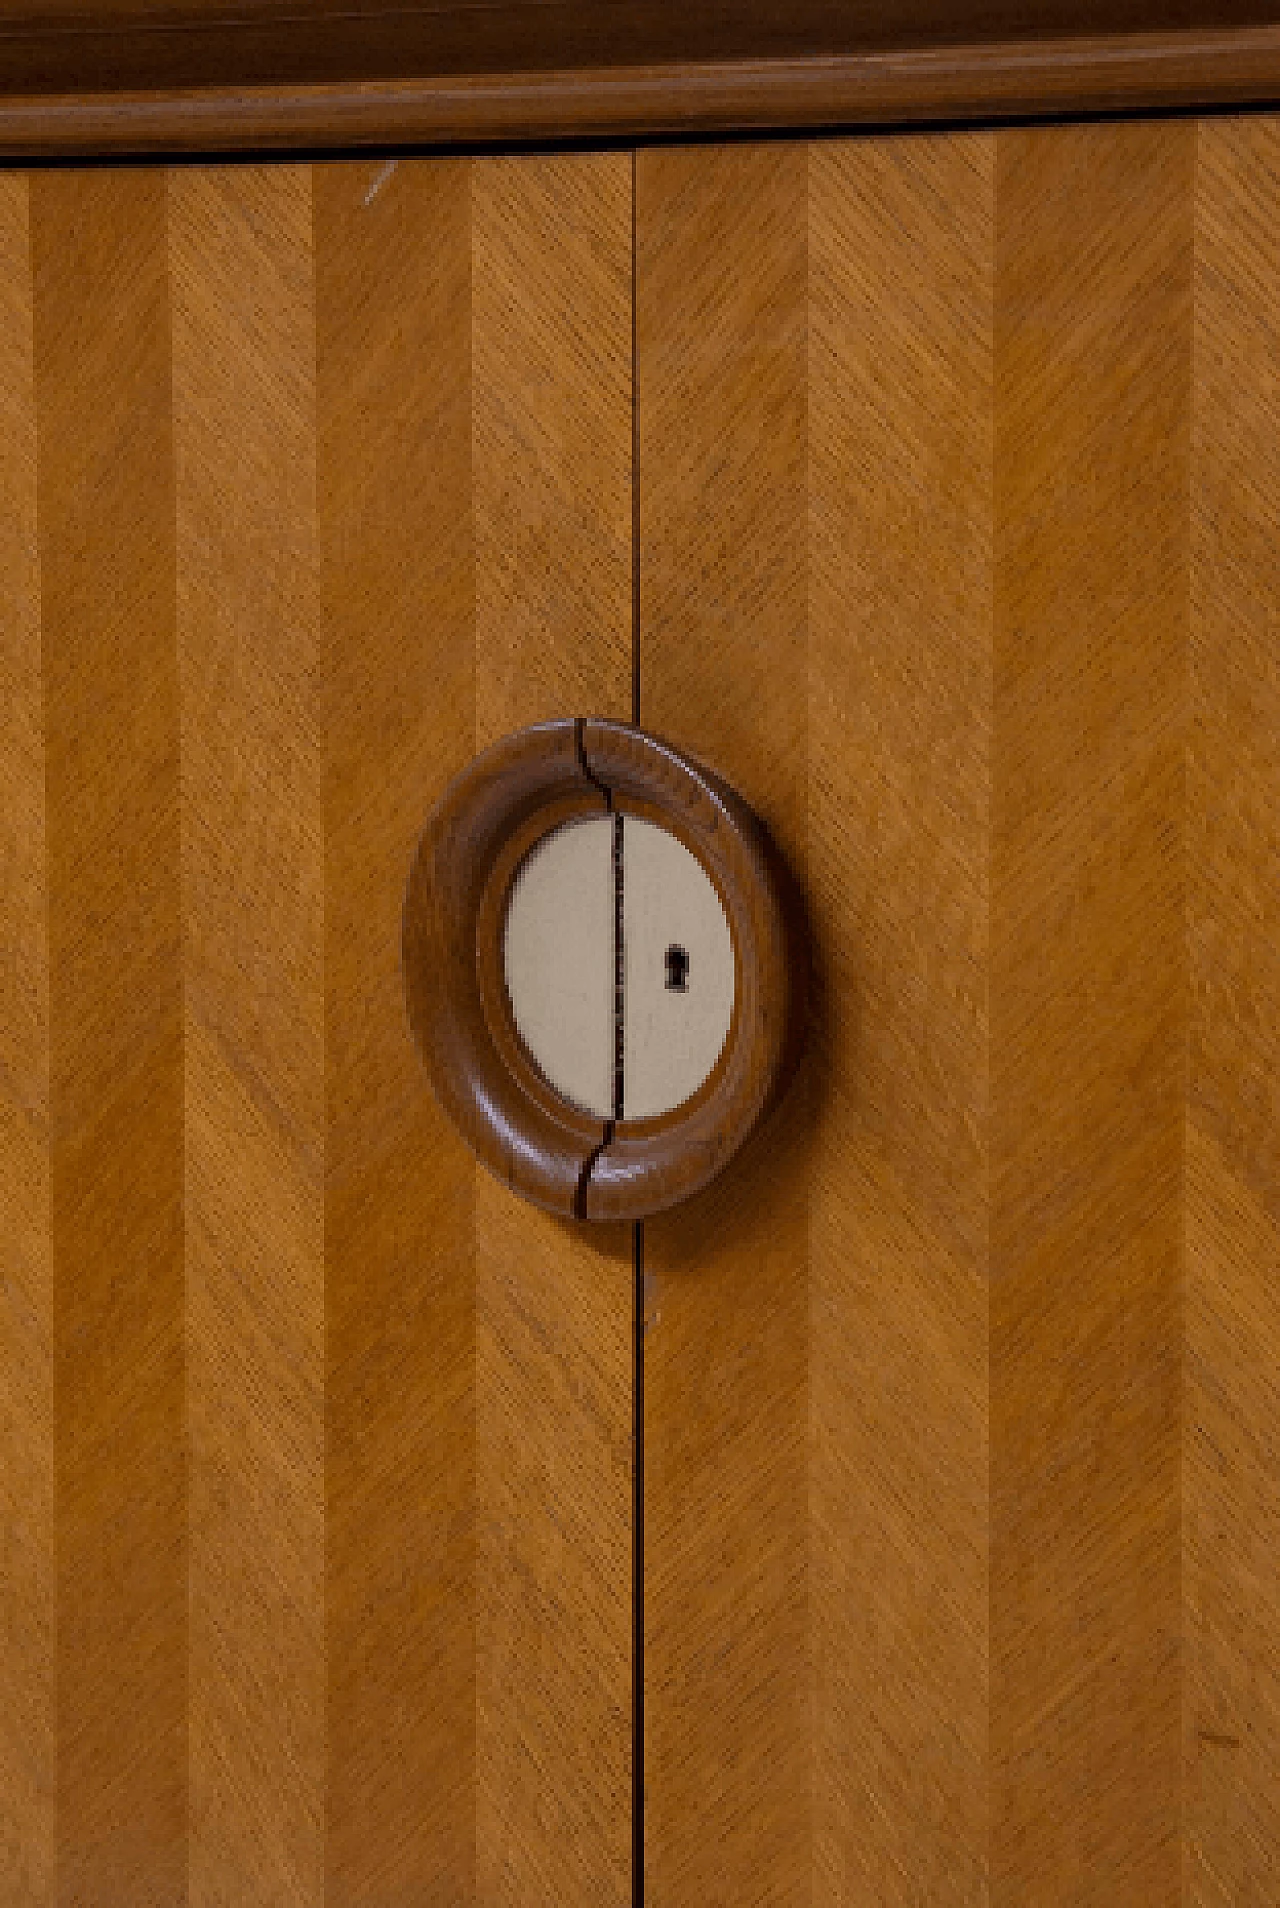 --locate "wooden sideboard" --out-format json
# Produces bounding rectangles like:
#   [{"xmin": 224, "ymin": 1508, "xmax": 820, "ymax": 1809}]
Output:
[{"xmin": 1, "ymin": 57, "xmax": 1279, "ymax": 1907}]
